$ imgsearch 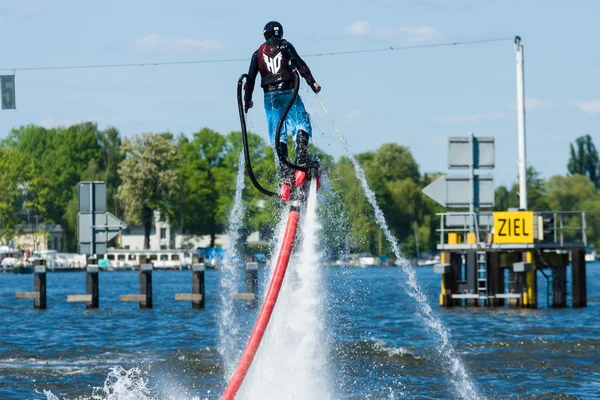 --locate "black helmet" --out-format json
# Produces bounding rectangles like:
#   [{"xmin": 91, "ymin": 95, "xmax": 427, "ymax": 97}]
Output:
[{"xmin": 263, "ymin": 21, "xmax": 283, "ymax": 40}]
